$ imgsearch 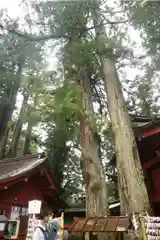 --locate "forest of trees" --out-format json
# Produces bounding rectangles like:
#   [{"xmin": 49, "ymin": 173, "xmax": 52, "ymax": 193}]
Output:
[{"xmin": 0, "ymin": 0, "xmax": 160, "ymax": 219}]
